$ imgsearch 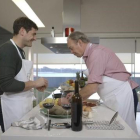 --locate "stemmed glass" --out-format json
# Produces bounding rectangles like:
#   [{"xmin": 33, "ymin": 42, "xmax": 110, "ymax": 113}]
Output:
[
  {"xmin": 43, "ymin": 95, "xmax": 54, "ymax": 127},
  {"xmin": 61, "ymin": 91, "xmax": 71, "ymax": 123}
]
